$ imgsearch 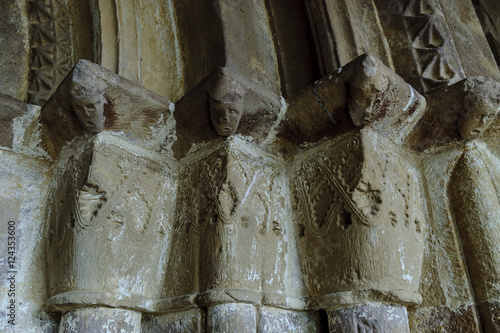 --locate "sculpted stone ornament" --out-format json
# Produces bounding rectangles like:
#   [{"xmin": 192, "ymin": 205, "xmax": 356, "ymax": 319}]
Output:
[
  {"xmin": 448, "ymin": 76, "xmax": 500, "ymax": 332},
  {"xmin": 42, "ymin": 61, "xmax": 176, "ymax": 332},
  {"xmin": 207, "ymin": 73, "xmax": 246, "ymax": 136},
  {"xmin": 459, "ymin": 77, "xmax": 500, "ymax": 140},
  {"xmin": 278, "ymin": 54, "xmax": 426, "ymax": 151},
  {"xmin": 173, "ymin": 66, "xmax": 283, "ymax": 159},
  {"xmin": 284, "ymin": 54, "xmax": 427, "ymax": 332},
  {"xmin": 69, "ymin": 78, "xmax": 106, "ymax": 133},
  {"xmin": 39, "ymin": 59, "xmax": 175, "ymax": 159}
]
